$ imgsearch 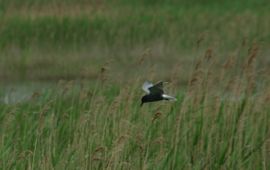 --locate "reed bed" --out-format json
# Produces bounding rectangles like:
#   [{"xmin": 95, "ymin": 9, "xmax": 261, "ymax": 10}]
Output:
[
  {"xmin": 0, "ymin": 0, "xmax": 270, "ymax": 169},
  {"xmin": 0, "ymin": 46, "xmax": 269, "ymax": 169}
]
